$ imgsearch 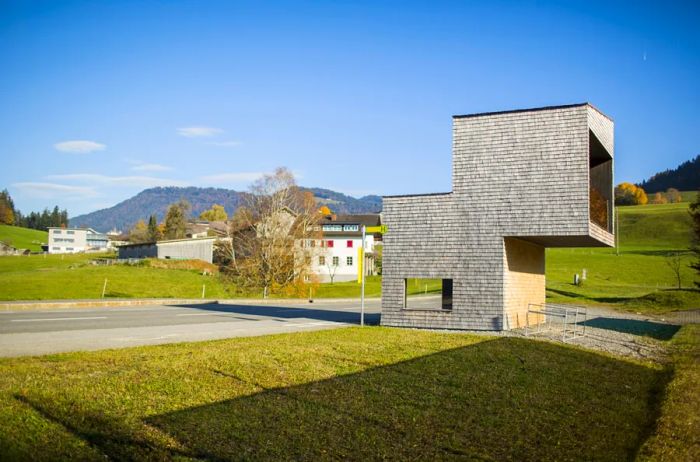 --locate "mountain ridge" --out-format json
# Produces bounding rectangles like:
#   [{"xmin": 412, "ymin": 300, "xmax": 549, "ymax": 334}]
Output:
[{"xmin": 70, "ymin": 186, "xmax": 382, "ymax": 232}]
